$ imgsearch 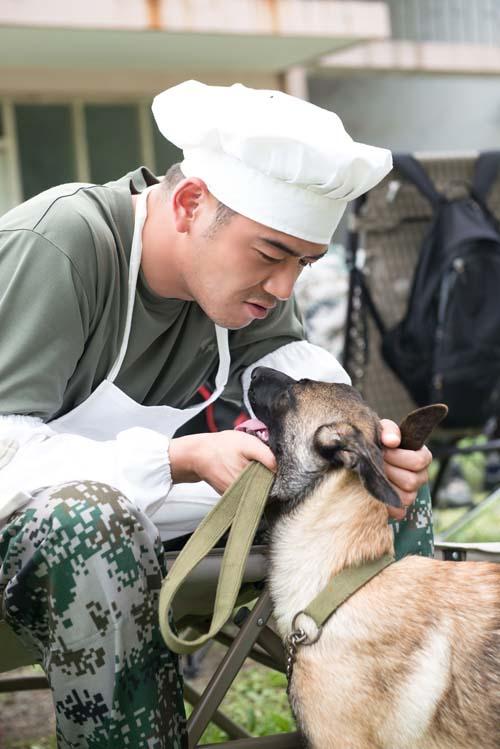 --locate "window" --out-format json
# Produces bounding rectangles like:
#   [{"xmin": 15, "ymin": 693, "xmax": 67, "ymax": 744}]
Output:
[
  {"xmin": 15, "ymin": 104, "xmax": 77, "ymax": 199},
  {"xmin": 0, "ymin": 151, "xmax": 11, "ymax": 216},
  {"xmin": 1, "ymin": 99, "xmax": 183, "ymax": 206},
  {"xmin": 85, "ymin": 104, "xmax": 142, "ymax": 184}
]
